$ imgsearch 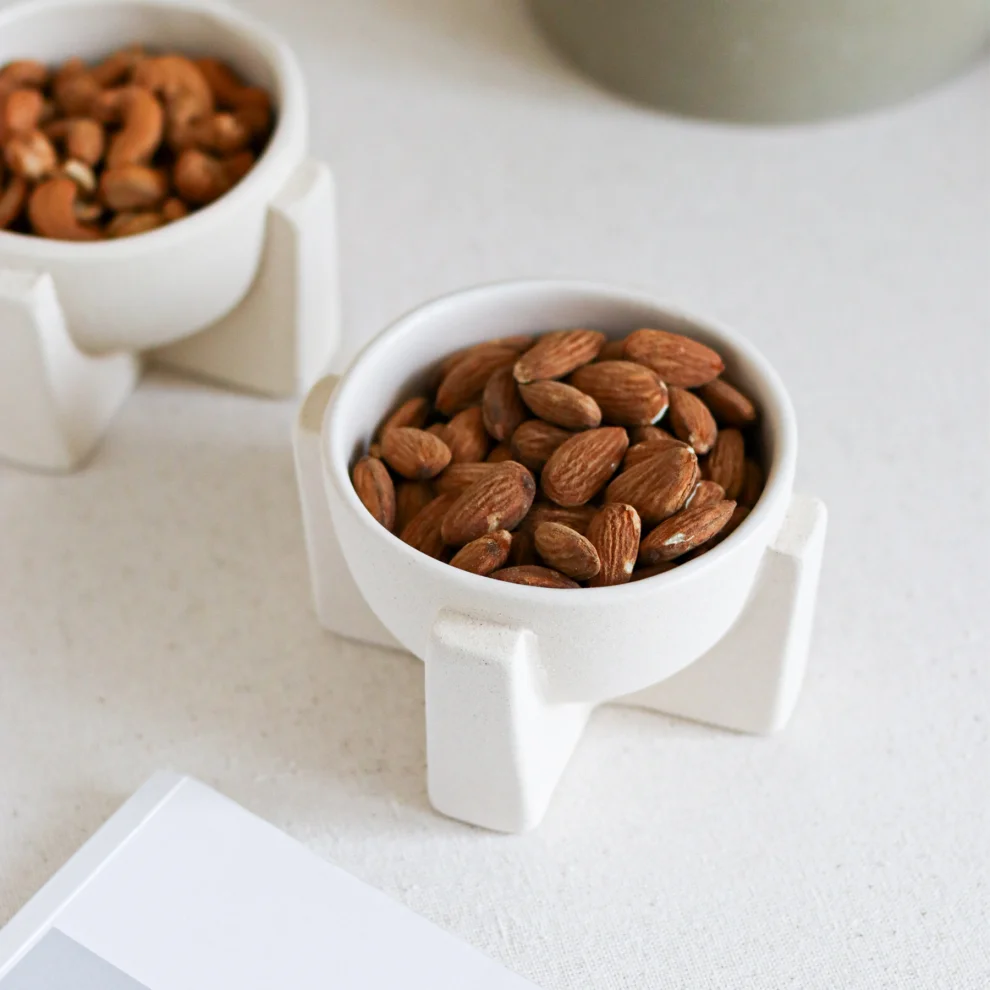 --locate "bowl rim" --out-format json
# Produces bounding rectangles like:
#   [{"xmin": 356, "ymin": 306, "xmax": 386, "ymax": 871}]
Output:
[
  {"xmin": 0, "ymin": 0, "xmax": 305, "ymax": 257},
  {"xmin": 324, "ymin": 278, "xmax": 799, "ymax": 604}
]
